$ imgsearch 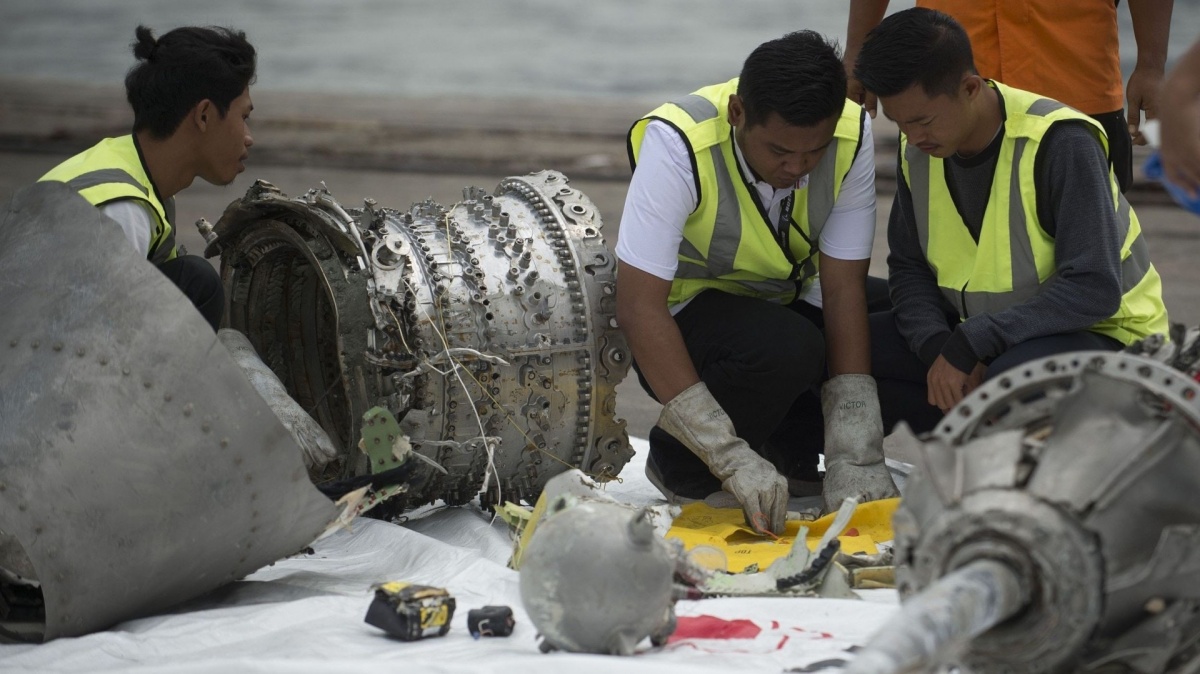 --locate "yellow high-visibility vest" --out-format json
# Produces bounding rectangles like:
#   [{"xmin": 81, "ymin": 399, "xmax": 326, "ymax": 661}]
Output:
[
  {"xmin": 628, "ymin": 79, "xmax": 865, "ymax": 307},
  {"xmin": 900, "ymin": 81, "xmax": 1167, "ymax": 345},
  {"xmin": 40, "ymin": 135, "xmax": 177, "ymax": 264}
]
